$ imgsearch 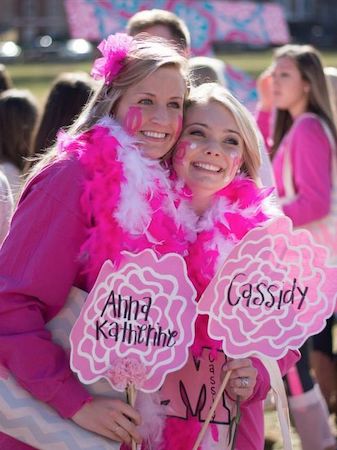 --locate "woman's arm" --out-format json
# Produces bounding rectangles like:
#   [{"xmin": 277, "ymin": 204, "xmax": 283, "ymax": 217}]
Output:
[
  {"xmin": 0, "ymin": 157, "xmax": 143, "ymax": 445},
  {"xmin": 0, "ymin": 158, "xmax": 91, "ymax": 418}
]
